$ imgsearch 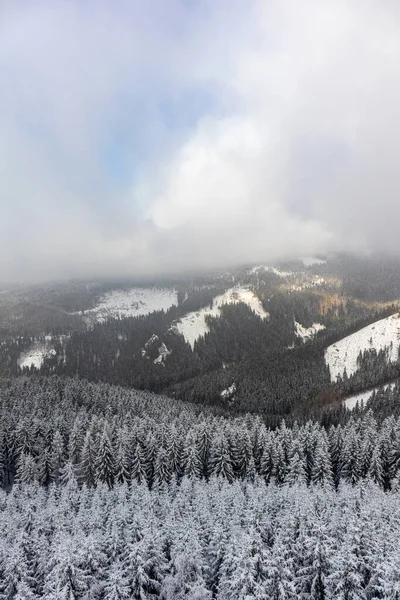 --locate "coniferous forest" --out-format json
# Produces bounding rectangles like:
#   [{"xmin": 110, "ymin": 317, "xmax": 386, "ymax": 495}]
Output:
[
  {"xmin": 2, "ymin": 376, "xmax": 400, "ymax": 598},
  {"xmin": 3, "ymin": 256, "xmax": 400, "ymax": 597},
  {"xmin": 4, "ymin": 0, "xmax": 400, "ymax": 591}
]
